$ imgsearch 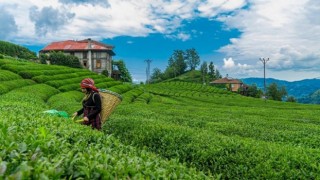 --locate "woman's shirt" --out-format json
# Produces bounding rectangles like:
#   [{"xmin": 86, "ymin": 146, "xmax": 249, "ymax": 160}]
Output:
[{"xmin": 77, "ymin": 92, "xmax": 102, "ymax": 120}]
